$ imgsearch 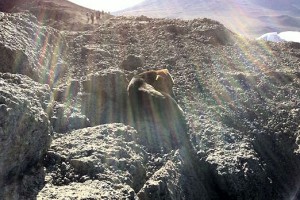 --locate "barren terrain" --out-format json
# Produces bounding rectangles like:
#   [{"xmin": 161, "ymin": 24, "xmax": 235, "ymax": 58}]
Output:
[
  {"xmin": 0, "ymin": 1, "xmax": 300, "ymax": 199},
  {"xmin": 116, "ymin": 0, "xmax": 300, "ymax": 37}
]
